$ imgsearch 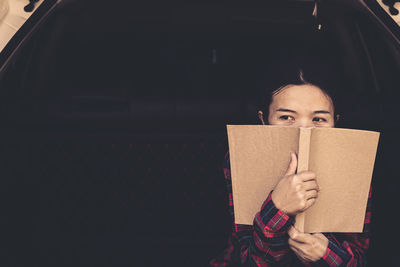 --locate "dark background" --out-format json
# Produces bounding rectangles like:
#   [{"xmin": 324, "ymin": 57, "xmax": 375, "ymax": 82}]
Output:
[{"xmin": 0, "ymin": 0, "xmax": 399, "ymax": 266}]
